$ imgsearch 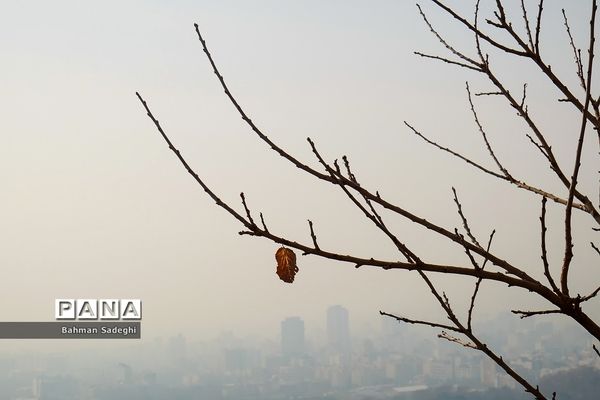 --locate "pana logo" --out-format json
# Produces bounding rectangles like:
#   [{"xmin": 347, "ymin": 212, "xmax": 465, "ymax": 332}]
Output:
[{"xmin": 55, "ymin": 299, "xmax": 142, "ymax": 320}]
